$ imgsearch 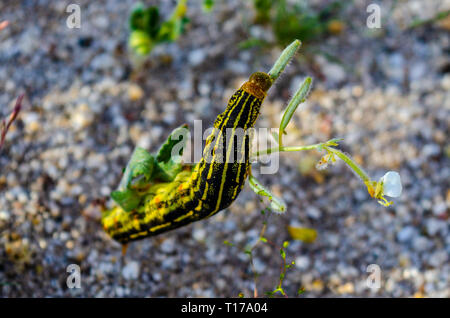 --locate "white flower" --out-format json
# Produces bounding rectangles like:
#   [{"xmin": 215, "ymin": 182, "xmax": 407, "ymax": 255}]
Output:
[{"xmin": 380, "ymin": 171, "xmax": 402, "ymax": 198}]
